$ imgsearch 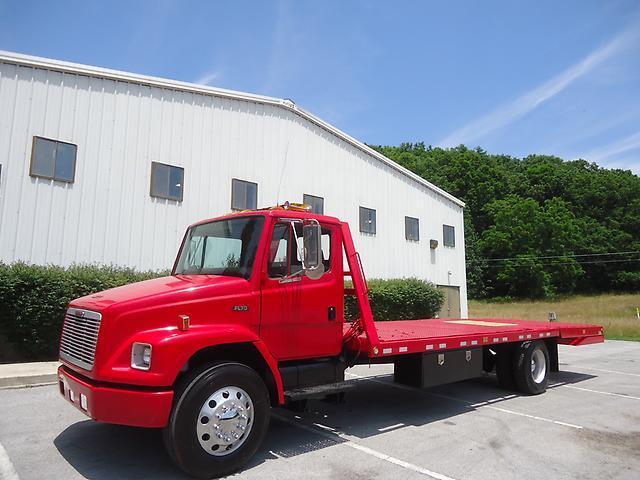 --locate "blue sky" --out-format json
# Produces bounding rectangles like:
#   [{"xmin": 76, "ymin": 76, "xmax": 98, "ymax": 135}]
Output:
[{"xmin": 1, "ymin": 0, "xmax": 639, "ymax": 172}]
